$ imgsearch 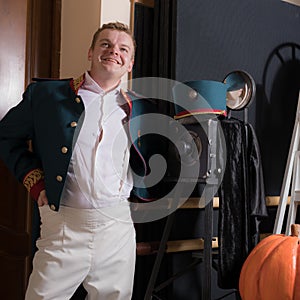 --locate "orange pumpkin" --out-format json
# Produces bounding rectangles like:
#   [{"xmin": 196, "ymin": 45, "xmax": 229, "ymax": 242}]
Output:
[{"xmin": 239, "ymin": 224, "xmax": 300, "ymax": 300}]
